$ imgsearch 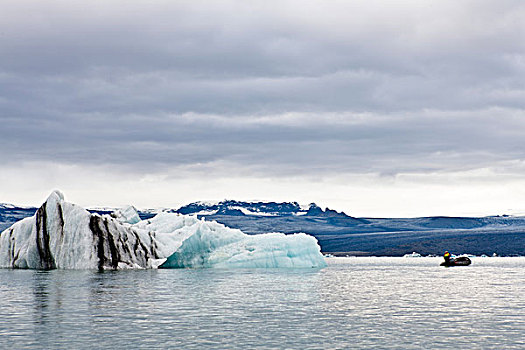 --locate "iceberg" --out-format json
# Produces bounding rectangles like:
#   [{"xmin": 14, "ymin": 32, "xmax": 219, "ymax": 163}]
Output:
[
  {"xmin": 111, "ymin": 205, "xmax": 141, "ymax": 224},
  {"xmin": 0, "ymin": 191, "xmax": 326, "ymax": 270},
  {"xmin": 0, "ymin": 191, "xmax": 171, "ymax": 270},
  {"xmin": 160, "ymin": 227, "xmax": 325, "ymax": 268},
  {"xmin": 403, "ymin": 252, "xmax": 422, "ymax": 258}
]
